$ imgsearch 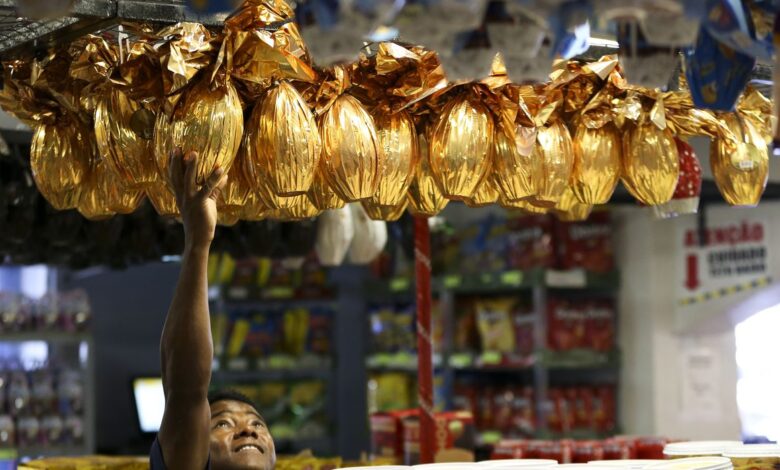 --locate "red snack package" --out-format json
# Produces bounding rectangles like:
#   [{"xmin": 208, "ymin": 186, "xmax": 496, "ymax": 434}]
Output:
[
  {"xmin": 555, "ymin": 211, "xmax": 614, "ymax": 272},
  {"xmin": 493, "ymin": 387, "xmax": 515, "ymax": 434},
  {"xmin": 592, "ymin": 385, "xmax": 616, "ymax": 432},
  {"xmin": 512, "ymin": 386, "xmax": 536, "ymax": 436},
  {"xmin": 603, "ymin": 437, "xmax": 635, "ymax": 460},
  {"xmin": 506, "ymin": 215, "xmax": 555, "ymax": 270},
  {"xmin": 513, "ymin": 302, "xmax": 535, "ymax": 357},
  {"xmin": 586, "ymin": 299, "xmax": 616, "ymax": 352},
  {"xmin": 371, "ymin": 409, "xmax": 419, "ymax": 462},
  {"xmin": 636, "ymin": 436, "xmax": 668, "ymax": 459},
  {"xmin": 403, "ymin": 411, "xmax": 476, "ymax": 464},
  {"xmin": 491, "ymin": 439, "xmax": 529, "ymax": 459},
  {"xmin": 568, "ymin": 387, "xmax": 590, "ymax": 429},
  {"xmin": 572, "ymin": 440, "xmax": 605, "ymax": 463},
  {"xmin": 547, "ymin": 299, "xmax": 587, "ymax": 351},
  {"xmin": 538, "ymin": 441, "xmax": 570, "ymax": 463}
]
